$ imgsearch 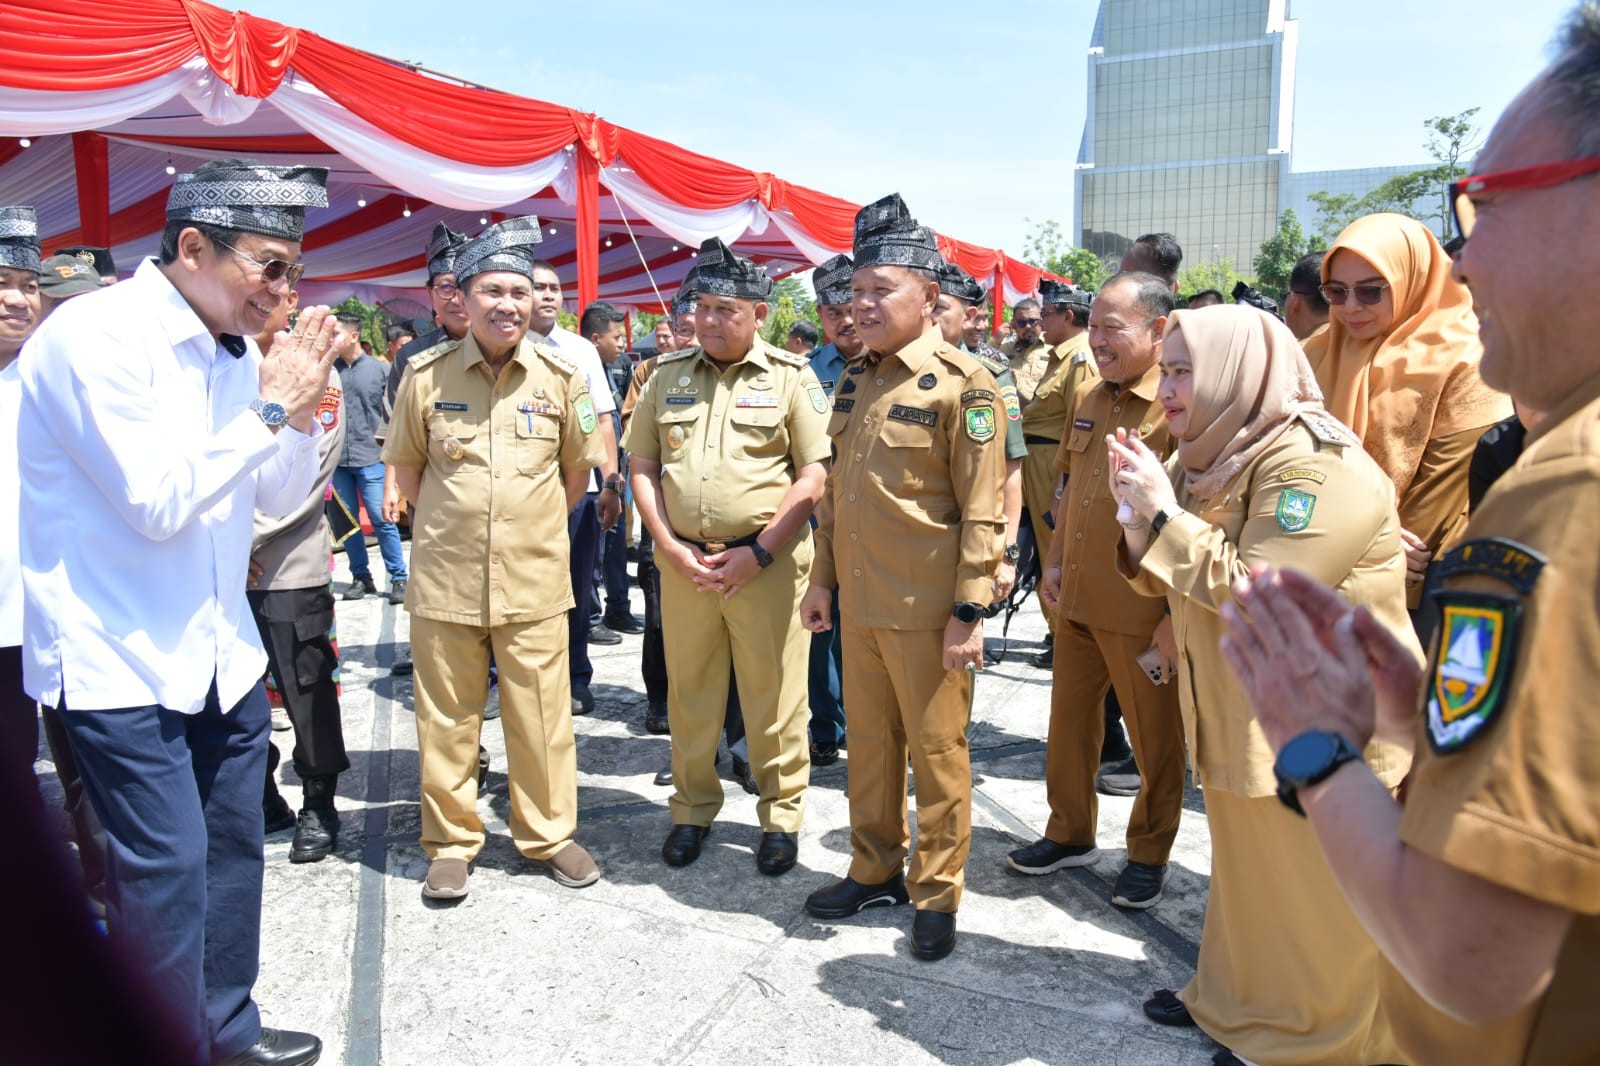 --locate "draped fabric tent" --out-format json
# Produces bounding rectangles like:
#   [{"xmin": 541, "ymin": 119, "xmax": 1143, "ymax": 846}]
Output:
[{"xmin": 0, "ymin": 0, "xmax": 1056, "ymax": 316}]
